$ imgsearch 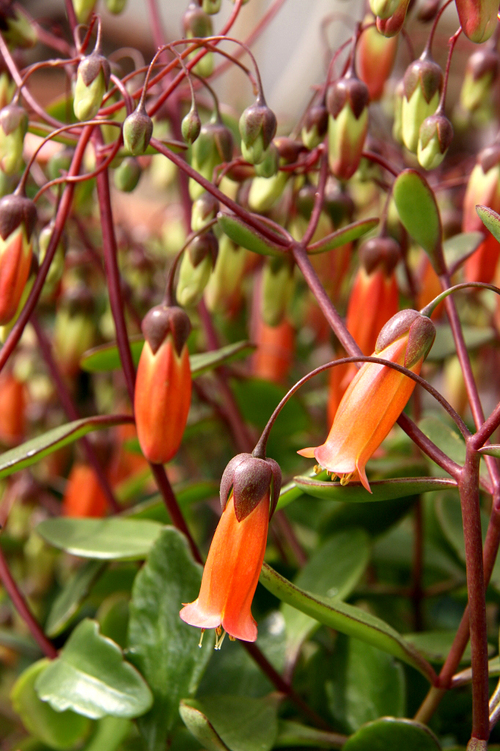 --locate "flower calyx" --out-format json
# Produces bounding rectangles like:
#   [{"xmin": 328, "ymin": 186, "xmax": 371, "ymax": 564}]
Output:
[
  {"xmin": 123, "ymin": 104, "xmax": 153, "ymax": 156},
  {"xmin": 220, "ymin": 452, "xmax": 282, "ymax": 522},
  {"xmin": 375, "ymin": 309, "xmax": 436, "ymax": 370},
  {"xmin": 239, "ymin": 95, "xmax": 277, "ymax": 165},
  {"xmin": 141, "ymin": 304, "xmax": 191, "ymax": 357},
  {"xmin": 0, "ymin": 193, "xmax": 37, "ymax": 242}
]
